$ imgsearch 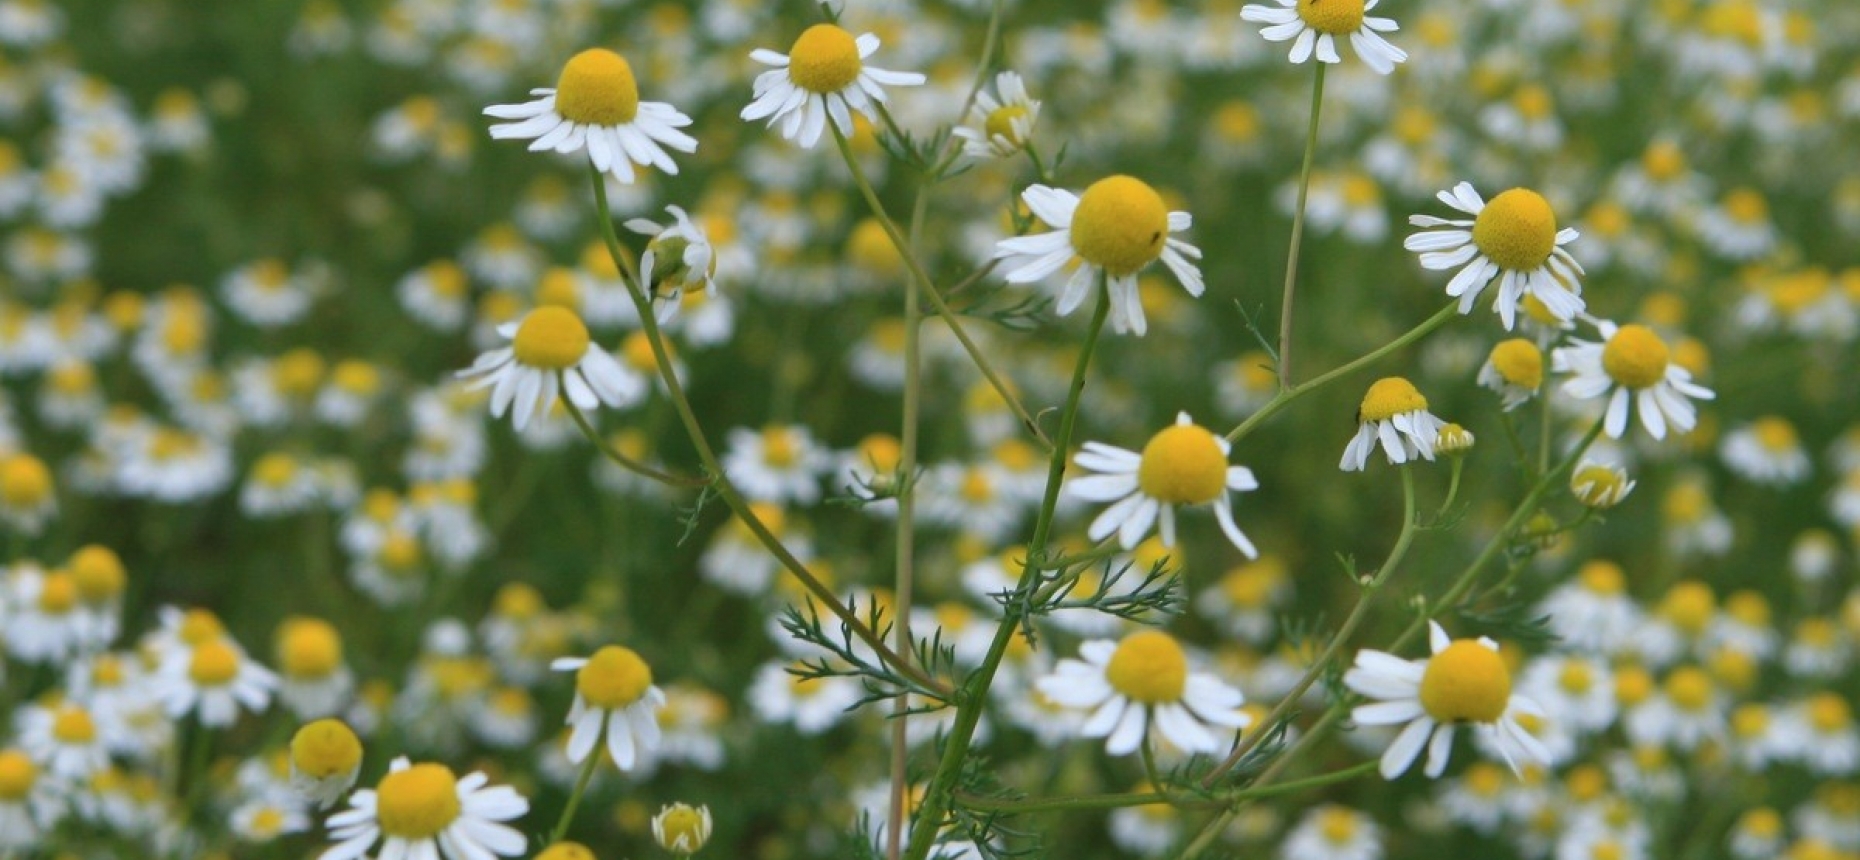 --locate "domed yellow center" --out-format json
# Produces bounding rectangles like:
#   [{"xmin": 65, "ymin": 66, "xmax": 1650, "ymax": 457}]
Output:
[
  {"xmin": 554, "ymin": 49, "xmax": 641, "ymax": 125},
  {"xmin": 1419, "ymin": 641, "xmax": 1511, "ymax": 723},
  {"xmin": 985, "ymin": 105, "xmax": 1030, "ymax": 144},
  {"xmin": 1104, "ymin": 630, "xmax": 1188, "ymax": 704},
  {"xmin": 1135, "ymin": 423, "xmax": 1227, "ymax": 505},
  {"xmin": 0, "ymin": 751, "xmax": 35, "ymax": 800},
  {"xmin": 1572, "ymin": 465, "xmax": 1628, "ymax": 505},
  {"xmin": 1069, "ymin": 175, "xmax": 1169, "ymax": 277},
  {"xmin": 577, "ymin": 645, "xmax": 653, "ymax": 709},
  {"xmin": 380, "ymin": 532, "xmax": 423, "ymax": 572},
  {"xmin": 253, "ymin": 453, "xmax": 298, "ymax": 488},
  {"xmin": 376, "ymin": 764, "xmax": 462, "ymax": 839},
  {"xmin": 1643, "ymin": 142, "xmax": 1686, "ymax": 180},
  {"xmin": 657, "ymin": 804, "xmax": 710, "ymax": 852},
  {"xmin": 280, "ymin": 621, "xmax": 343, "ymax": 677},
  {"xmin": 512, "ymin": 306, "xmax": 590, "ymax": 371},
  {"xmin": 1489, "ymin": 339, "xmax": 1544, "ymax": 389},
  {"xmin": 1723, "ymin": 188, "xmax": 1767, "ymax": 224},
  {"xmin": 1660, "ymin": 582, "xmax": 1714, "ymax": 634},
  {"xmin": 1297, "ymin": 0, "xmax": 1365, "ymax": 34},
  {"xmin": 274, "ymin": 349, "xmax": 325, "ymax": 397},
  {"xmin": 38, "ymin": 573, "xmax": 77, "ymax": 613},
  {"xmin": 1601, "ymin": 324, "xmax": 1670, "ymax": 389},
  {"xmin": 1472, "ymin": 189, "xmax": 1557, "ymax": 272},
  {"xmin": 1319, "ymin": 807, "xmax": 1359, "ymax": 843},
  {"xmin": 71, "ymin": 546, "xmax": 126, "ymax": 601},
  {"xmin": 291, "ymin": 719, "xmax": 362, "ymax": 778},
  {"xmin": 179, "ymin": 609, "xmax": 224, "ymax": 645},
  {"xmin": 539, "ymin": 843, "xmax": 598, "ymax": 860},
  {"xmin": 188, "ymin": 640, "xmax": 241, "ymax": 687},
  {"xmin": 1578, "ymin": 561, "xmax": 1624, "ymax": 594},
  {"xmin": 1, "ymin": 455, "xmax": 52, "ymax": 506},
  {"xmin": 1750, "ymin": 417, "xmax": 1798, "ymax": 453},
  {"xmin": 787, "ymin": 24, "xmax": 864, "ymax": 94},
  {"xmin": 1358, "ymin": 377, "xmax": 1427, "ymax": 423},
  {"xmin": 1663, "ymin": 666, "xmax": 1712, "ymax": 711},
  {"xmin": 52, "ymin": 707, "xmax": 97, "ymax": 743},
  {"xmin": 1809, "ymin": 694, "xmax": 1852, "ymax": 732},
  {"xmin": 761, "ymin": 428, "xmax": 800, "ymax": 468}
]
